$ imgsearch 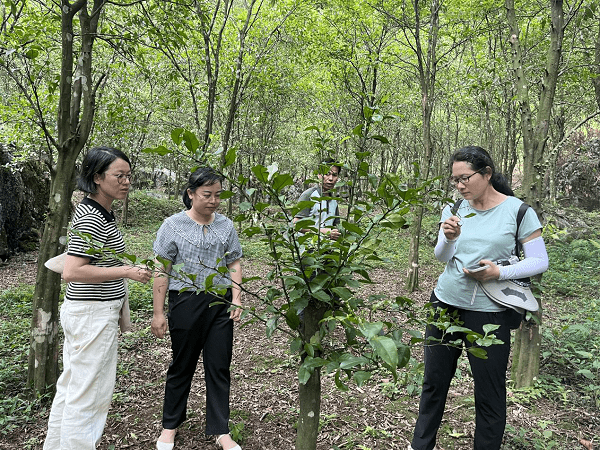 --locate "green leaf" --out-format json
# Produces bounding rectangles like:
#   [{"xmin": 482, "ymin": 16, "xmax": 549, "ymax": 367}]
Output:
[
  {"xmin": 334, "ymin": 370, "xmax": 349, "ymax": 391},
  {"xmin": 239, "ymin": 201, "xmax": 252, "ymax": 212},
  {"xmin": 266, "ymin": 164, "xmax": 279, "ymax": 181},
  {"xmin": 285, "ymin": 310, "xmax": 300, "ymax": 330},
  {"xmin": 353, "ymin": 371, "xmax": 371, "ymax": 387},
  {"xmin": 142, "ymin": 145, "xmax": 172, "ymax": 156},
  {"xmin": 220, "ymin": 190, "xmax": 234, "ymax": 200},
  {"xmin": 339, "ymin": 356, "xmax": 369, "ymax": 369},
  {"xmin": 255, "ymin": 202, "xmax": 270, "ymax": 212},
  {"xmin": 370, "ymin": 335, "xmax": 398, "ymax": 368},
  {"xmin": 311, "ymin": 289, "xmax": 331, "ymax": 303},
  {"xmin": 117, "ymin": 252, "xmax": 137, "ymax": 264},
  {"xmin": 272, "ymin": 173, "xmax": 293, "ymax": 192},
  {"xmin": 204, "ymin": 272, "xmax": 217, "ymax": 290},
  {"xmin": 182, "ymin": 130, "xmax": 200, "ymax": 153},
  {"xmin": 397, "ymin": 344, "xmax": 411, "ymax": 368},
  {"xmin": 295, "ymin": 218, "xmax": 317, "ymax": 232},
  {"xmin": 446, "ymin": 326, "xmax": 471, "ymax": 334},
  {"xmin": 467, "ymin": 347, "xmax": 488, "ymax": 359},
  {"xmin": 577, "ymin": 369, "xmax": 594, "ymax": 379},
  {"xmin": 266, "ymin": 316, "xmax": 278, "ymax": 338},
  {"xmin": 352, "ymin": 124, "xmax": 363, "ymax": 136},
  {"xmin": 360, "ymin": 322, "xmax": 383, "ymax": 339},
  {"xmin": 304, "ymin": 343, "xmax": 315, "ymax": 358},
  {"xmin": 170, "ymin": 128, "xmax": 185, "ymax": 145},
  {"xmin": 25, "ymin": 49, "xmax": 39, "ymax": 59},
  {"xmin": 371, "ymin": 135, "xmax": 389, "ymax": 144},
  {"xmin": 482, "ymin": 324, "xmax": 500, "ymax": 334},
  {"xmin": 298, "ymin": 365, "xmax": 311, "ymax": 385},
  {"xmin": 251, "ymin": 165, "xmax": 269, "ymax": 183},
  {"xmin": 341, "ymin": 221, "xmax": 363, "ymax": 234},
  {"xmin": 224, "ymin": 147, "xmax": 236, "ymax": 167},
  {"xmin": 330, "ymin": 287, "xmax": 353, "ymax": 300}
]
